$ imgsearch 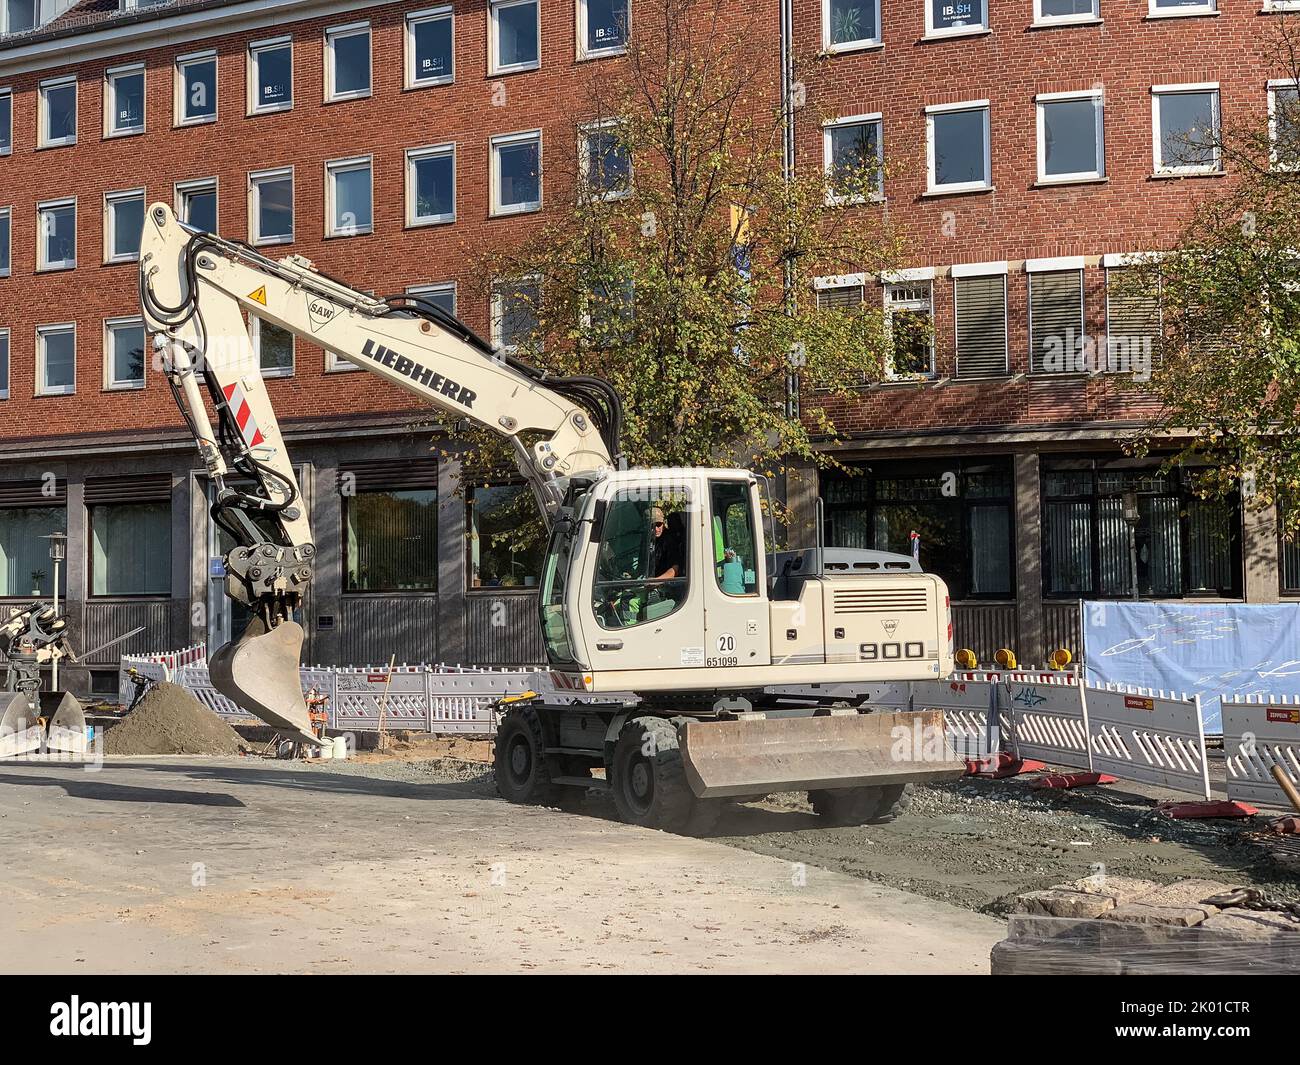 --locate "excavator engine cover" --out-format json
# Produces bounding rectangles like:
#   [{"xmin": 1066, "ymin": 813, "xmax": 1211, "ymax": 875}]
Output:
[
  {"xmin": 0, "ymin": 692, "xmax": 42, "ymax": 759},
  {"xmin": 678, "ymin": 710, "xmax": 964, "ymax": 799},
  {"xmin": 209, "ymin": 615, "xmax": 319, "ymax": 746}
]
